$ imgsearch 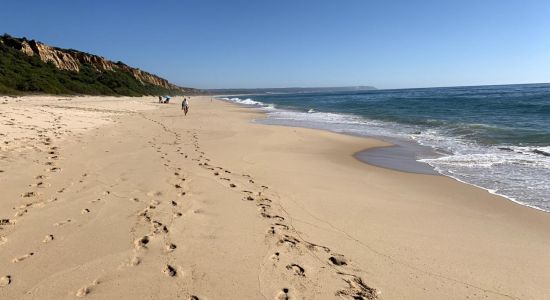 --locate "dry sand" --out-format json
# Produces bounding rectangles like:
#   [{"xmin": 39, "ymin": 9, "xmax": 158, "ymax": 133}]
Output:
[{"xmin": 0, "ymin": 95, "xmax": 549, "ymax": 299}]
